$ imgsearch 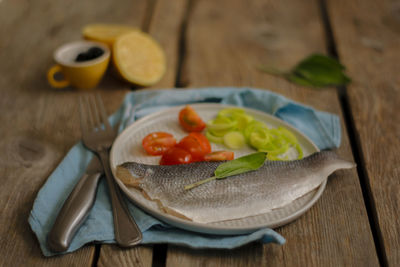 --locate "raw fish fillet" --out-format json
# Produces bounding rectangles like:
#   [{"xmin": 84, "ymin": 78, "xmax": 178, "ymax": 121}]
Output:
[{"xmin": 116, "ymin": 151, "xmax": 355, "ymax": 223}]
